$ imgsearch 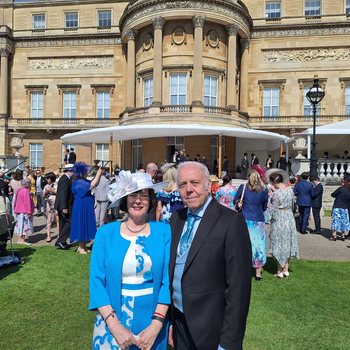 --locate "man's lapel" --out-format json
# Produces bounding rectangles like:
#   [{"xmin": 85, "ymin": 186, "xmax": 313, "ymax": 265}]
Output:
[{"xmin": 183, "ymin": 199, "xmax": 218, "ymax": 275}]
